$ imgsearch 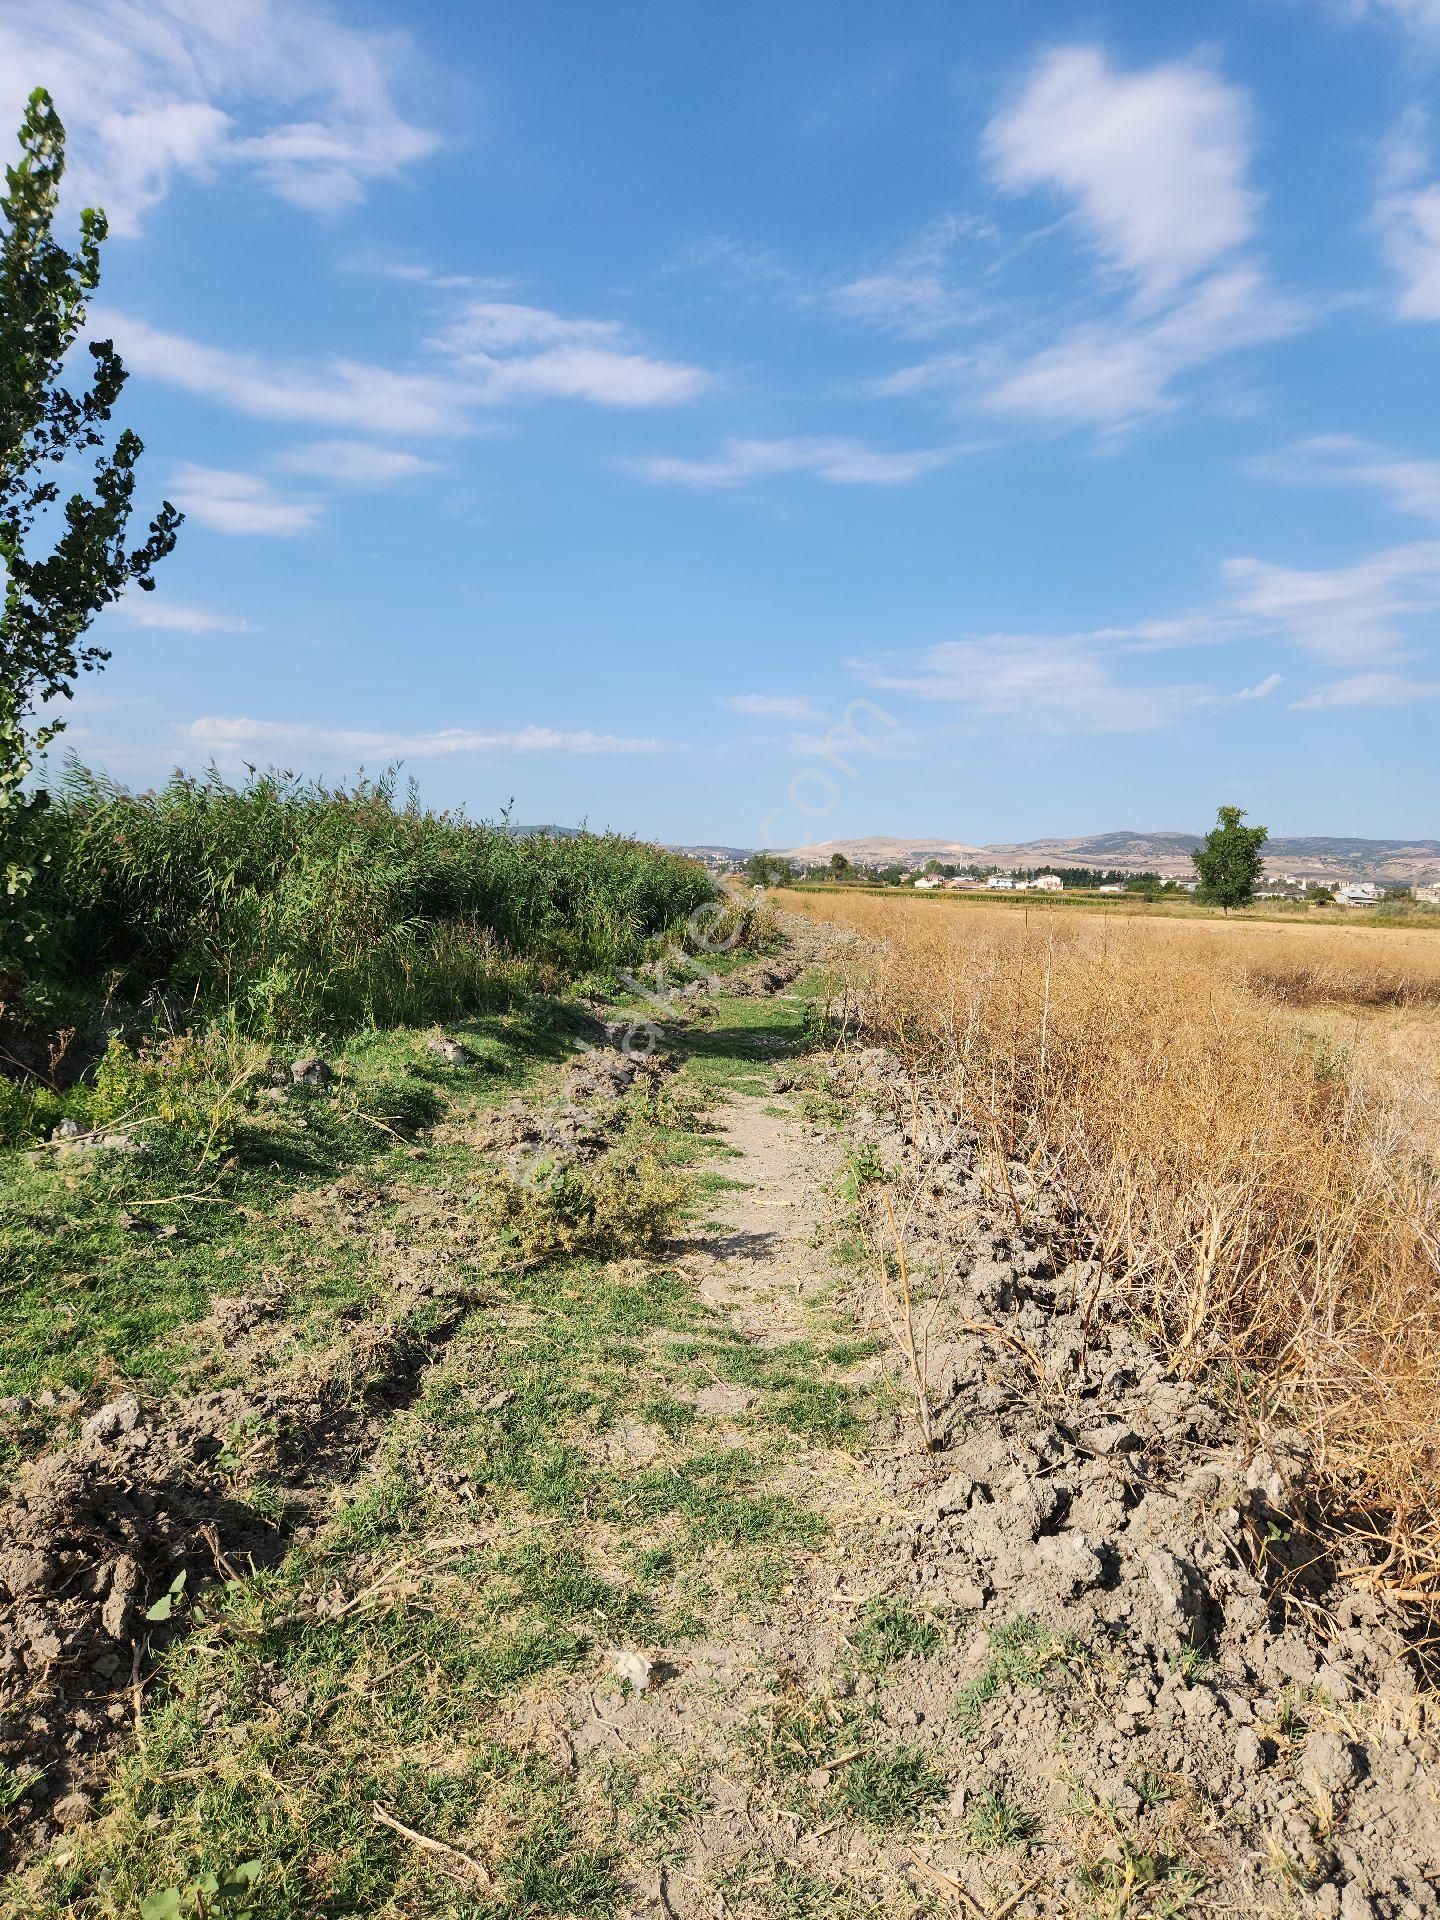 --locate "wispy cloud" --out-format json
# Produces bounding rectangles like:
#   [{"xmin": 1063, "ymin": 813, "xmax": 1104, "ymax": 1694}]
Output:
[
  {"xmin": 879, "ymin": 46, "xmax": 1303, "ymax": 433},
  {"xmin": 1376, "ymin": 114, "xmax": 1440, "ymax": 322},
  {"xmin": 829, "ymin": 217, "xmax": 986, "ymax": 337},
  {"xmin": 985, "ymin": 46, "xmax": 1257, "ymax": 306},
  {"xmin": 113, "ymin": 595, "xmax": 249, "ymax": 634},
  {"xmin": 0, "ymin": 0, "xmax": 437, "ymax": 234},
  {"xmin": 1343, "ymin": 0, "xmax": 1440, "ymax": 42},
  {"xmin": 172, "ymin": 465, "xmax": 324, "ymax": 538},
  {"xmin": 1222, "ymin": 542, "xmax": 1440, "ymax": 666},
  {"xmin": 184, "ymin": 717, "xmax": 670, "ymax": 758},
  {"xmin": 1291, "ymin": 670, "xmax": 1440, "ymax": 709},
  {"xmin": 431, "ymin": 300, "xmax": 710, "ymax": 407},
  {"xmin": 1236, "ymin": 672, "xmax": 1283, "ymax": 699},
  {"xmin": 1253, "ymin": 434, "xmax": 1440, "ymax": 521},
  {"xmin": 96, "ymin": 311, "xmax": 476, "ymax": 438},
  {"xmin": 721, "ymin": 694, "xmax": 821, "ymax": 719},
  {"xmin": 626, "ymin": 436, "xmax": 956, "ymax": 489},
  {"xmin": 100, "ymin": 302, "xmax": 708, "ymax": 431},
  {"xmin": 857, "ymin": 633, "xmax": 1209, "ymax": 735},
  {"xmin": 981, "ymin": 265, "xmax": 1302, "ymax": 429},
  {"xmin": 278, "ymin": 440, "xmax": 441, "ymax": 487}
]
